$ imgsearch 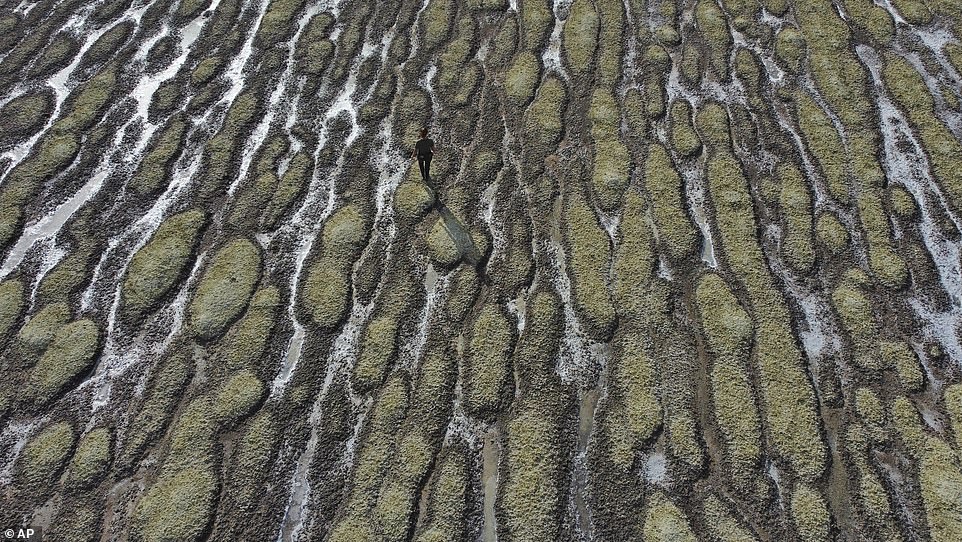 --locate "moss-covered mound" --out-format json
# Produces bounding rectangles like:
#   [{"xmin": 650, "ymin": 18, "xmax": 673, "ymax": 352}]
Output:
[
  {"xmin": 119, "ymin": 351, "xmax": 191, "ymax": 470},
  {"xmin": 132, "ymin": 465, "xmax": 217, "ymax": 542},
  {"xmin": 129, "ymin": 116, "xmax": 189, "ymax": 197},
  {"xmin": 463, "ymin": 302, "xmax": 514, "ymax": 417},
  {"xmin": 0, "ymin": 90, "xmax": 54, "ymax": 146},
  {"xmin": 15, "ymin": 421, "xmax": 76, "ymax": 489},
  {"xmin": 122, "ymin": 209, "xmax": 207, "ymax": 322},
  {"xmin": 25, "ymin": 319, "xmax": 100, "ymax": 407},
  {"xmin": 187, "ymin": 238, "xmax": 262, "ymax": 342},
  {"xmin": 65, "ymin": 427, "xmax": 112, "ymax": 490},
  {"xmin": 645, "ymin": 143, "xmax": 698, "ymax": 261},
  {"xmin": 643, "ymin": 492, "xmax": 697, "ymax": 542},
  {"xmin": 394, "ymin": 172, "xmax": 436, "ymax": 223},
  {"xmin": 212, "ymin": 370, "xmax": 264, "ymax": 424},
  {"xmin": 564, "ymin": 188, "xmax": 616, "ymax": 341},
  {"xmin": 17, "ymin": 302, "xmax": 72, "ymax": 355},
  {"xmin": 300, "ymin": 204, "xmax": 370, "ymax": 330},
  {"xmin": 0, "ymin": 279, "xmax": 26, "ymax": 343},
  {"xmin": 36, "ymin": 246, "xmax": 96, "ymax": 305}
]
